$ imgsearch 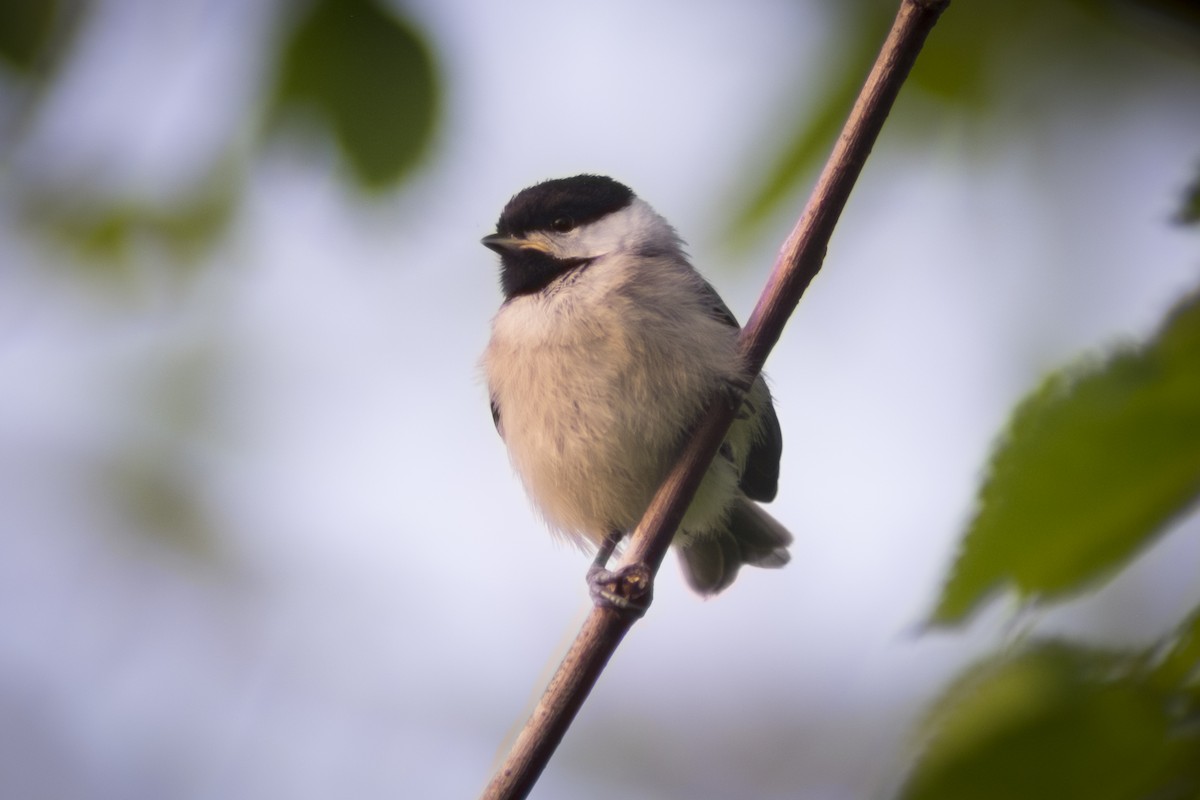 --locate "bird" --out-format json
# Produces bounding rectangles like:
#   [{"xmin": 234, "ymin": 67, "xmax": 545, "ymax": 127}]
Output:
[{"xmin": 481, "ymin": 174, "xmax": 791, "ymax": 599}]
